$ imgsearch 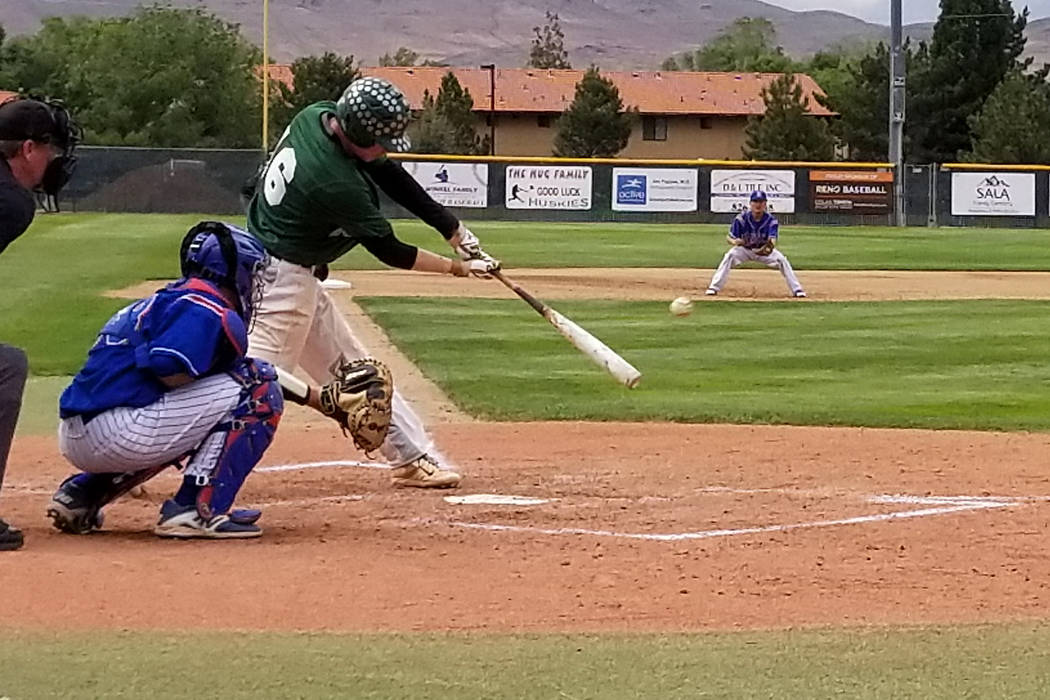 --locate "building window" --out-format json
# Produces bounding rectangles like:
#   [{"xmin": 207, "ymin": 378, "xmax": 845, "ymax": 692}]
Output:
[
  {"xmin": 642, "ymin": 116, "xmax": 668, "ymax": 141},
  {"xmin": 537, "ymin": 114, "xmax": 553, "ymax": 128},
  {"xmin": 700, "ymin": 116, "xmax": 714, "ymax": 130}
]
